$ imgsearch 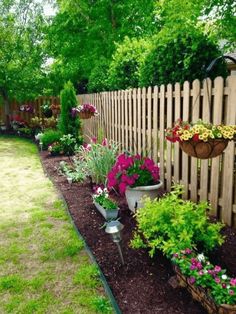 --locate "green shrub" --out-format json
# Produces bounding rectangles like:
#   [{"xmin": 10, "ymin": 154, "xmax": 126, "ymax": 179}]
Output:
[
  {"xmin": 59, "ymin": 134, "xmax": 77, "ymax": 156},
  {"xmin": 108, "ymin": 37, "xmax": 150, "ymax": 90},
  {"xmin": 139, "ymin": 28, "xmax": 227, "ymax": 87},
  {"xmin": 131, "ymin": 185, "xmax": 224, "ymax": 258},
  {"xmin": 41, "ymin": 129, "xmax": 62, "ymax": 150},
  {"xmin": 58, "ymin": 81, "xmax": 81, "ymax": 139}
]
